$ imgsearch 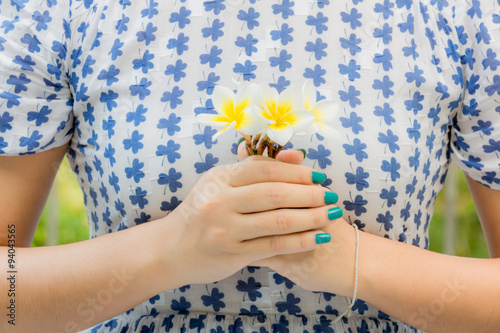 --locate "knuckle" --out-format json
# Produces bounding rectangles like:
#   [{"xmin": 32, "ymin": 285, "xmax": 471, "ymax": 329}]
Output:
[
  {"xmin": 275, "ymin": 212, "xmax": 291, "ymax": 233},
  {"xmin": 266, "ymin": 184, "xmax": 285, "ymax": 204},
  {"xmin": 270, "ymin": 236, "xmax": 284, "ymax": 252},
  {"xmin": 203, "ymin": 167, "xmax": 220, "ymax": 181},
  {"xmin": 311, "ymin": 208, "xmax": 323, "ymax": 228},
  {"xmin": 261, "ymin": 163, "xmax": 279, "ymax": 182},
  {"xmin": 197, "ymin": 197, "xmax": 222, "ymax": 213},
  {"xmin": 206, "ymin": 227, "xmax": 226, "ymax": 243},
  {"xmin": 300, "ymin": 168, "xmax": 311, "ymax": 184},
  {"xmin": 299, "ymin": 233, "xmax": 309, "ymax": 251},
  {"xmin": 204, "ymin": 166, "xmax": 230, "ymax": 185},
  {"xmin": 307, "ymin": 187, "xmax": 320, "ymax": 207}
]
